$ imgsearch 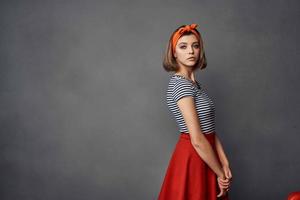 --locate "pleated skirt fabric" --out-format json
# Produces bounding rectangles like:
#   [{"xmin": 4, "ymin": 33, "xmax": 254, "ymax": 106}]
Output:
[{"xmin": 158, "ymin": 132, "xmax": 229, "ymax": 200}]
